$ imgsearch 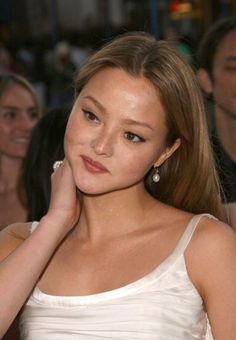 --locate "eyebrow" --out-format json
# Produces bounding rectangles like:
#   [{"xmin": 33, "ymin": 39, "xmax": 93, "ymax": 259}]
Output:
[
  {"xmin": 0, "ymin": 105, "xmax": 37, "ymax": 110},
  {"xmin": 225, "ymin": 56, "xmax": 236, "ymax": 62},
  {"xmin": 83, "ymin": 96, "xmax": 107, "ymax": 113},
  {"xmin": 83, "ymin": 95, "xmax": 154, "ymax": 131},
  {"xmin": 122, "ymin": 118, "xmax": 154, "ymax": 131}
]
